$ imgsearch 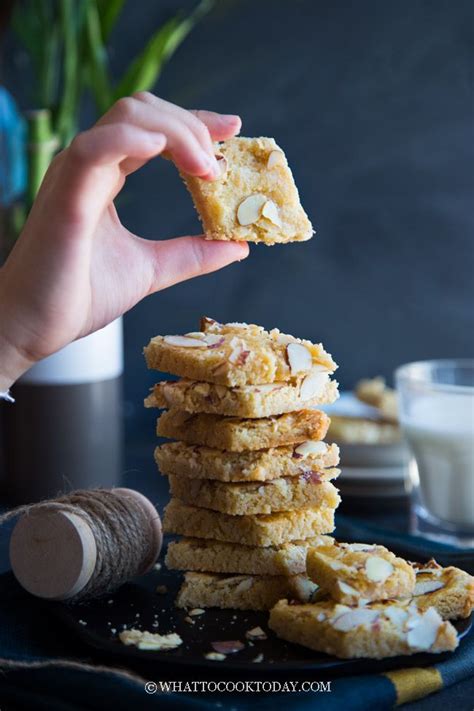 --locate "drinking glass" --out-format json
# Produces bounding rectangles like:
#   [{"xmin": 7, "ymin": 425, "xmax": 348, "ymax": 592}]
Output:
[{"xmin": 395, "ymin": 359, "xmax": 474, "ymax": 547}]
